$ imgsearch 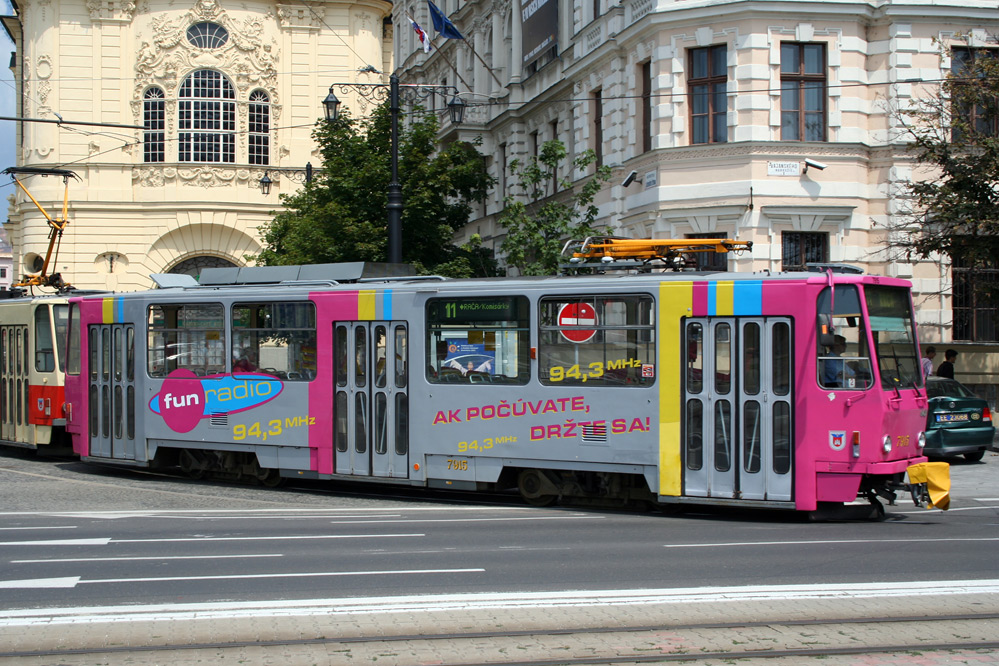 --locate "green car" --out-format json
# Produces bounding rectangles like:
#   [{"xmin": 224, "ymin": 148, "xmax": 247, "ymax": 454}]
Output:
[{"xmin": 924, "ymin": 377, "xmax": 995, "ymax": 461}]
